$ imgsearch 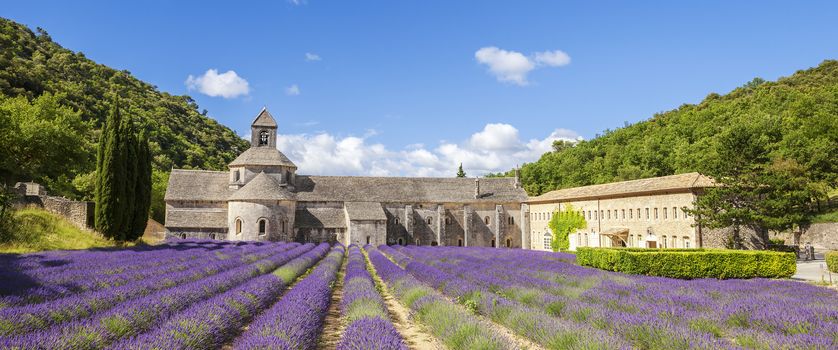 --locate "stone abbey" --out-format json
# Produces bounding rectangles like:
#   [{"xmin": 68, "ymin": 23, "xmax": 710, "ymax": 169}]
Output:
[
  {"xmin": 165, "ymin": 109, "xmax": 530, "ymax": 247},
  {"xmin": 165, "ymin": 108, "xmax": 725, "ymax": 250}
]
